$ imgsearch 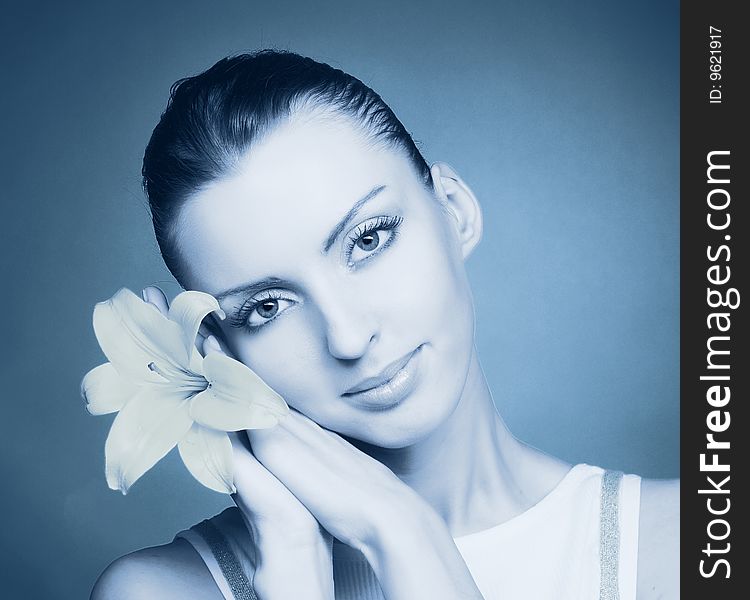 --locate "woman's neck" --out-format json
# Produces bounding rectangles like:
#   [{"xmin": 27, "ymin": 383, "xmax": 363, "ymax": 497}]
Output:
[{"xmin": 359, "ymin": 346, "xmax": 570, "ymax": 537}]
